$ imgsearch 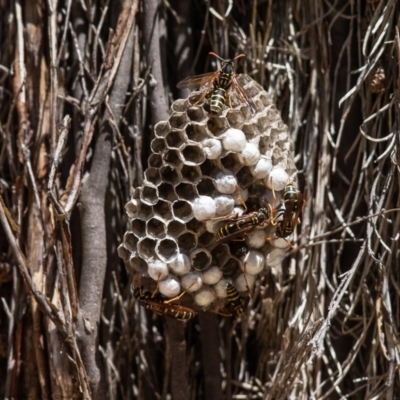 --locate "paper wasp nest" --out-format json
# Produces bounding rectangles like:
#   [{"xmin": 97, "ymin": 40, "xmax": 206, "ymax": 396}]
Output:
[{"xmin": 118, "ymin": 75, "xmax": 297, "ymax": 313}]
